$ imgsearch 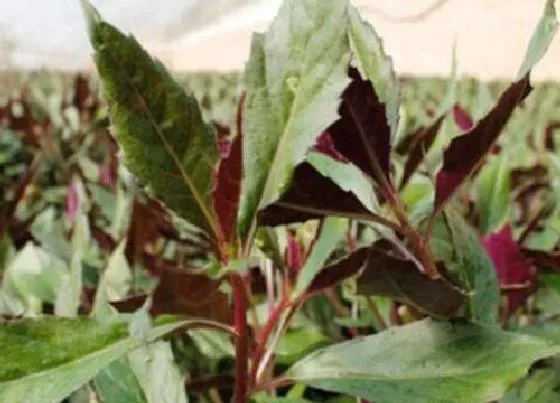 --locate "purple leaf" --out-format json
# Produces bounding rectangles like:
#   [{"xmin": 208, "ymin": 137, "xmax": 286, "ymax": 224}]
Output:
[
  {"xmin": 212, "ymin": 95, "xmax": 244, "ymax": 247},
  {"xmin": 358, "ymin": 241, "xmax": 465, "ymax": 317},
  {"xmin": 312, "ymin": 132, "xmax": 348, "ymax": 162},
  {"xmin": 258, "ymin": 162, "xmax": 374, "ymax": 226},
  {"xmin": 329, "ymin": 67, "xmax": 391, "ymax": 185},
  {"xmin": 400, "ymin": 116, "xmax": 445, "ymax": 189},
  {"xmin": 434, "ymin": 75, "xmax": 532, "ymax": 211},
  {"xmin": 304, "ymin": 248, "xmax": 370, "ymax": 298}
]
